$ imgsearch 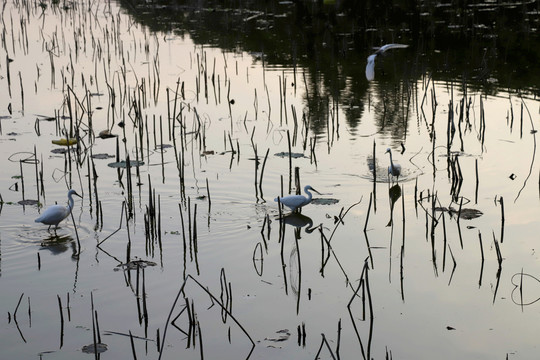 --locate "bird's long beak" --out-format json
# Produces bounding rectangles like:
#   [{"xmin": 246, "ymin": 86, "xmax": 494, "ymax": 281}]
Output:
[
  {"xmin": 74, "ymin": 192, "xmax": 82, "ymax": 198},
  {"xmin": 311, "ymin": 188, "xmax": 322, "ymax": 195}
]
